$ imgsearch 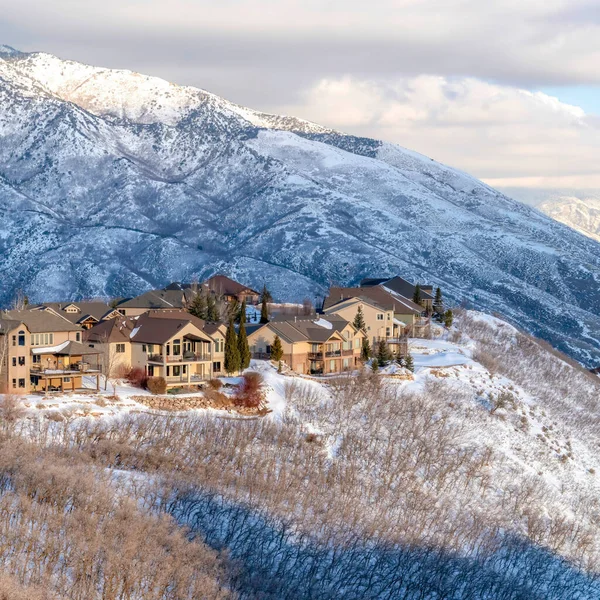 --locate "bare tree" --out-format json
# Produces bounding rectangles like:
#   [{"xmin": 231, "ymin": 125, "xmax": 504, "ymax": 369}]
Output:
[{"xmin": 98, "ymin": 332, "xmax": 126, "ymax": 394}]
